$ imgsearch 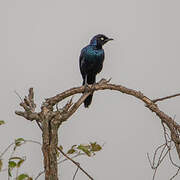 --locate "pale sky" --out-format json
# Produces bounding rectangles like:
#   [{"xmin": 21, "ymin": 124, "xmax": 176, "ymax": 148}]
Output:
[{"xmin": 1, "ymin": 0, "xmax": 180, "ymax": 179}]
